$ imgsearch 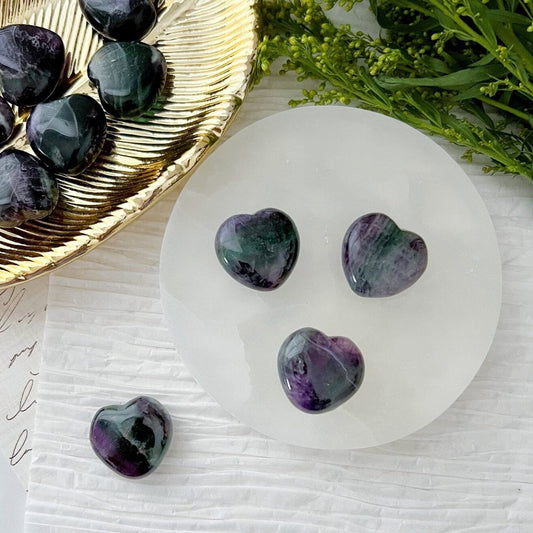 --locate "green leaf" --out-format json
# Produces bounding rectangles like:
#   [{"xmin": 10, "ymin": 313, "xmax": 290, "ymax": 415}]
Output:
[
  {"xmin": 455, "ymin": 82, "xmax": 486, "ymax": 100},
  {"xmin": 485, "ymin": 9, "xmax": 531, "ymax": 26},
  {"xmin": 470, "ymin": 53, "xmax": 497, "ymax": 67},
  {"xmin": 466, "ymin": 0, "xmax": 498, "ymax": 47},
  {"xmin": 431, "ymin": 9, "xmax": 462, "ymax": 33},
  {"xmin": 493, "ymin": 21, "xmax": 533, "ymax": 77},
  {"xmin": 418, "ymin": 56, "xmax": 454, "ymax": 75},
  {"xmin": 377, "ymin": 63, "xmax": 508, "ymax": 90},
  {"xmin": 460, "ymin": 100, "xmax": 495, "ymax": 128}
]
